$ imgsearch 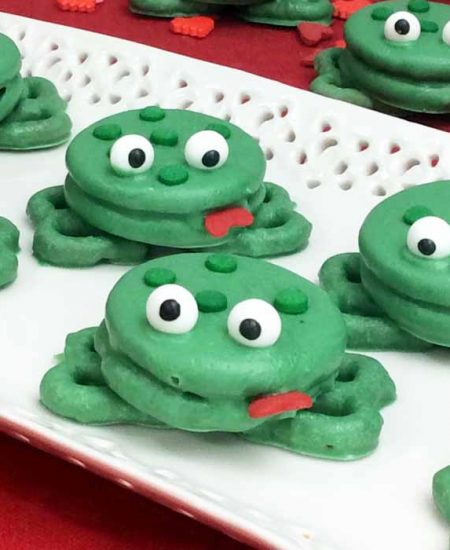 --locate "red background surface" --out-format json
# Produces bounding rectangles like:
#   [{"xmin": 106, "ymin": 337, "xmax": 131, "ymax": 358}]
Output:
[{"xmin": 1, "ymin": 1, "xmax": 450, "ymax": 548}]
